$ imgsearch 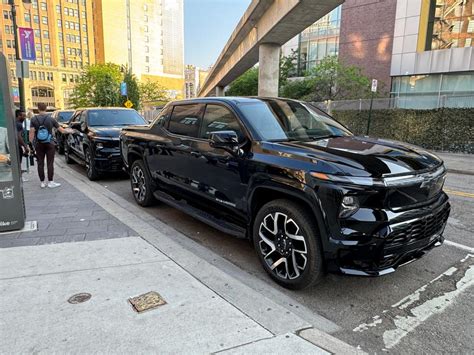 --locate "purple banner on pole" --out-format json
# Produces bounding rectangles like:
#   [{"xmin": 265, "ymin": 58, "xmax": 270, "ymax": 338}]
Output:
[{"xmin": 18, "ymin": 27, "xmax": 36, "ymax": 61}]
